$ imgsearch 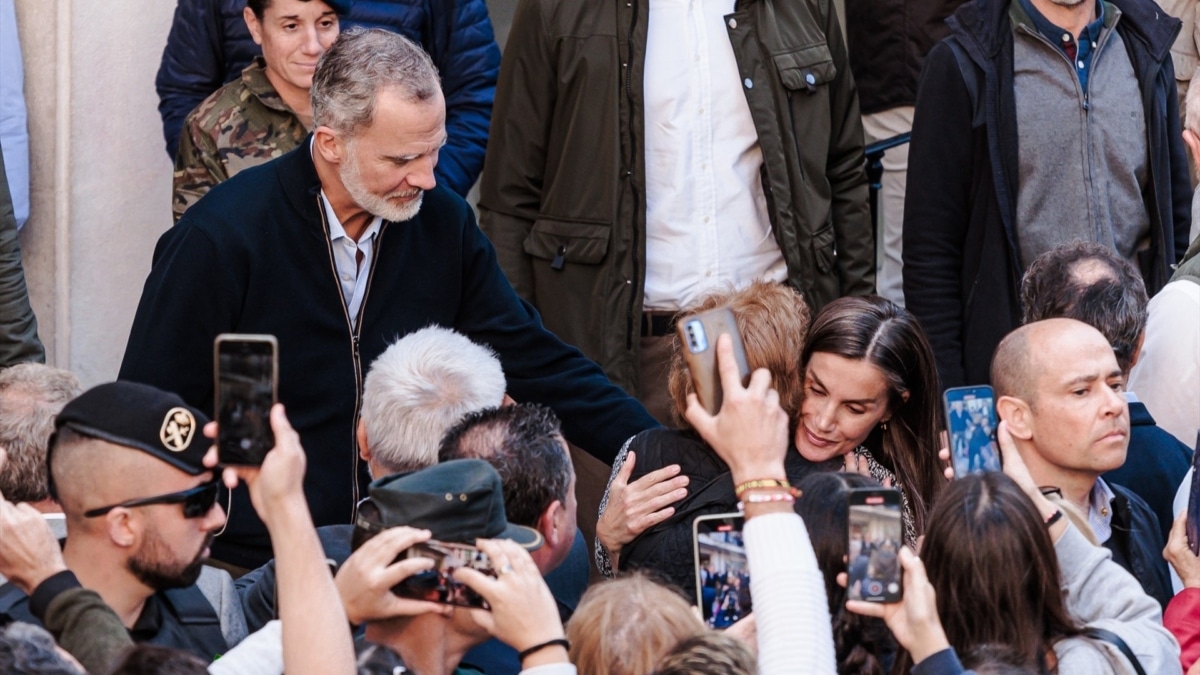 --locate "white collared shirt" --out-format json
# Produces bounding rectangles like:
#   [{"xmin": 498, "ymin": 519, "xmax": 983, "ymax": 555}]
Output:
[
  {"xmin": 641, "ymin": 0, "xmax": 786, "ymax": 311},
  {"xmin": 1087, "ymin": 477, "xmax": 1116, "ymax": 544},
  {"xmin": 320, "ymin": 191, "xmax": 382, "ymax": 329}
]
